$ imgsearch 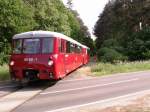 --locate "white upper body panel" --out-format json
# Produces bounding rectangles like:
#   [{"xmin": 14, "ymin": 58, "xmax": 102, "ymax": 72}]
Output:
[{"xmin": 13, "ymin": 31, "xmax": 88, "ymax": 49}]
